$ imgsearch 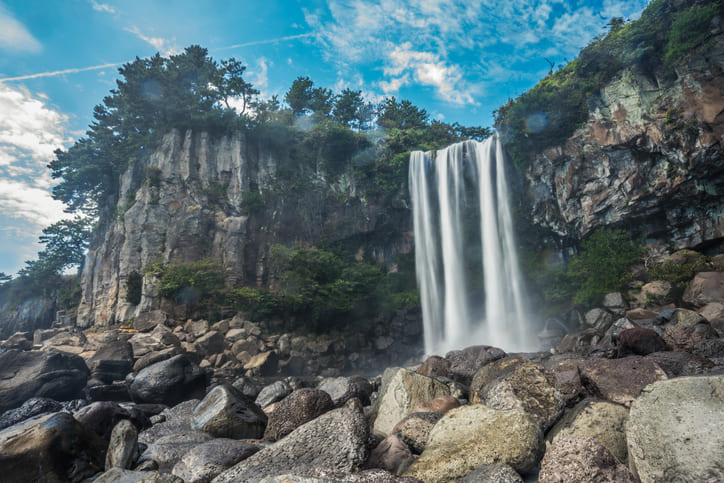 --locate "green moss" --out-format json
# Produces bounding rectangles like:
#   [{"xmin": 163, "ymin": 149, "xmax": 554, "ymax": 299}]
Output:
[{"xmin": 125, "ymin": 270, "xmax": 143, "ymax": 305}]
